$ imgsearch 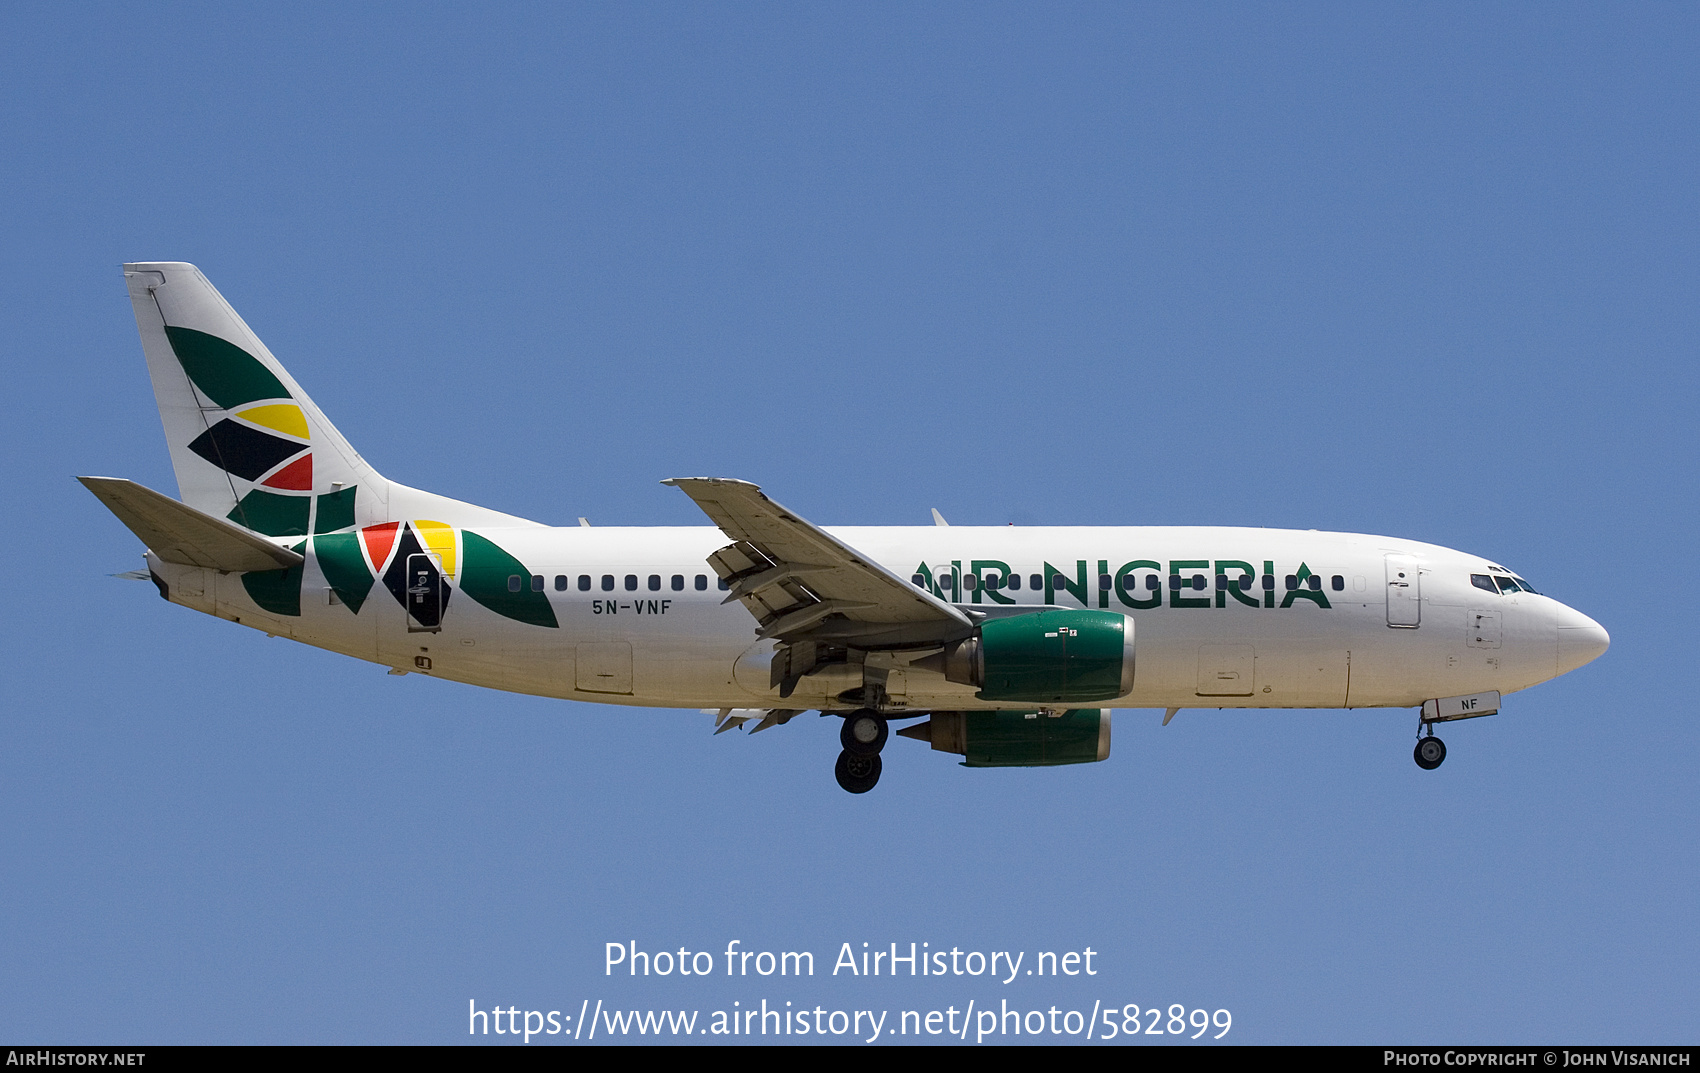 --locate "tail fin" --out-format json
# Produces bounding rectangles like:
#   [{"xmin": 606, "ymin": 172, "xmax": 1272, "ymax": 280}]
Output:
[{"xmin": 123, "ymin": 263, "xmax": 537, "ymax": 537}]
